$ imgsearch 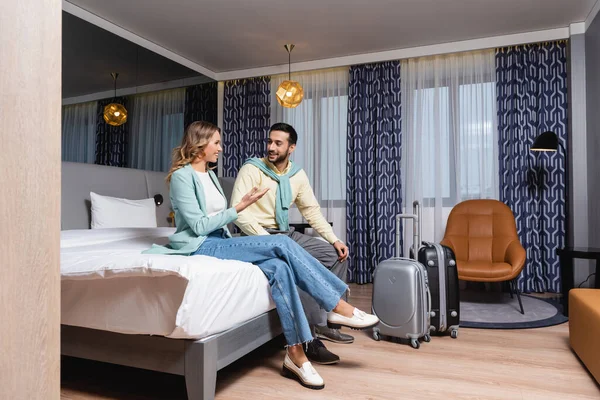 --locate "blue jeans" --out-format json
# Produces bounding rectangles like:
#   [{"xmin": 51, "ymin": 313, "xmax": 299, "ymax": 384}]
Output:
[{"xmin": 193, "ymin": 230, "xmax": 348, "ymax": 346}]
